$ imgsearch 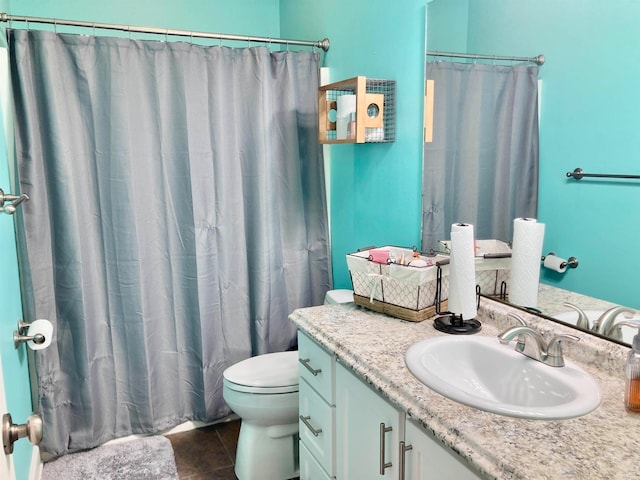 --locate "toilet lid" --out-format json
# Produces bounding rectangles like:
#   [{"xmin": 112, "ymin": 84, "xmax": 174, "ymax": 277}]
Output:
[
  {"xmin": 325, "ymin": 289, "xmax": 354, "ymax": 304},
  {"xmin": 223, "ymin": 351, "xmax": 299, "ymax": 391}
]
